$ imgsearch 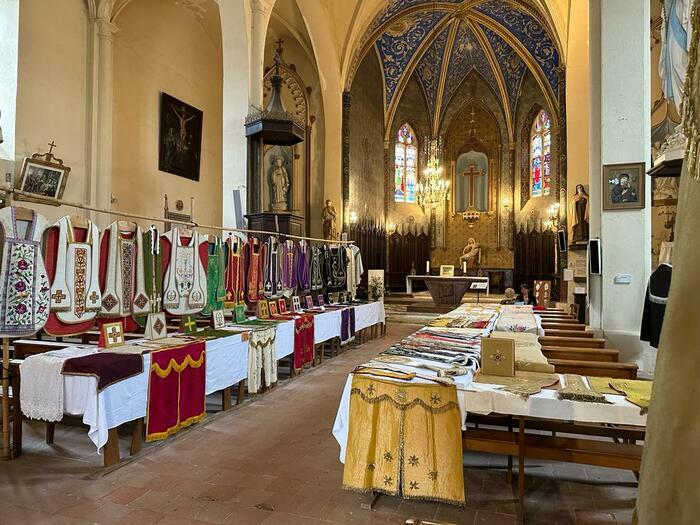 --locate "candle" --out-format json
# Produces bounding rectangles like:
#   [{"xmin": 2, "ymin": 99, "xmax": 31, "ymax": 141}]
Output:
[
  {"xmin": 426, "ymin": 261, "xmax": 430, "ymax": 274},
  {"xmin": 463, "ymin": 261, "xmax": 467, "ymax": 274}
]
